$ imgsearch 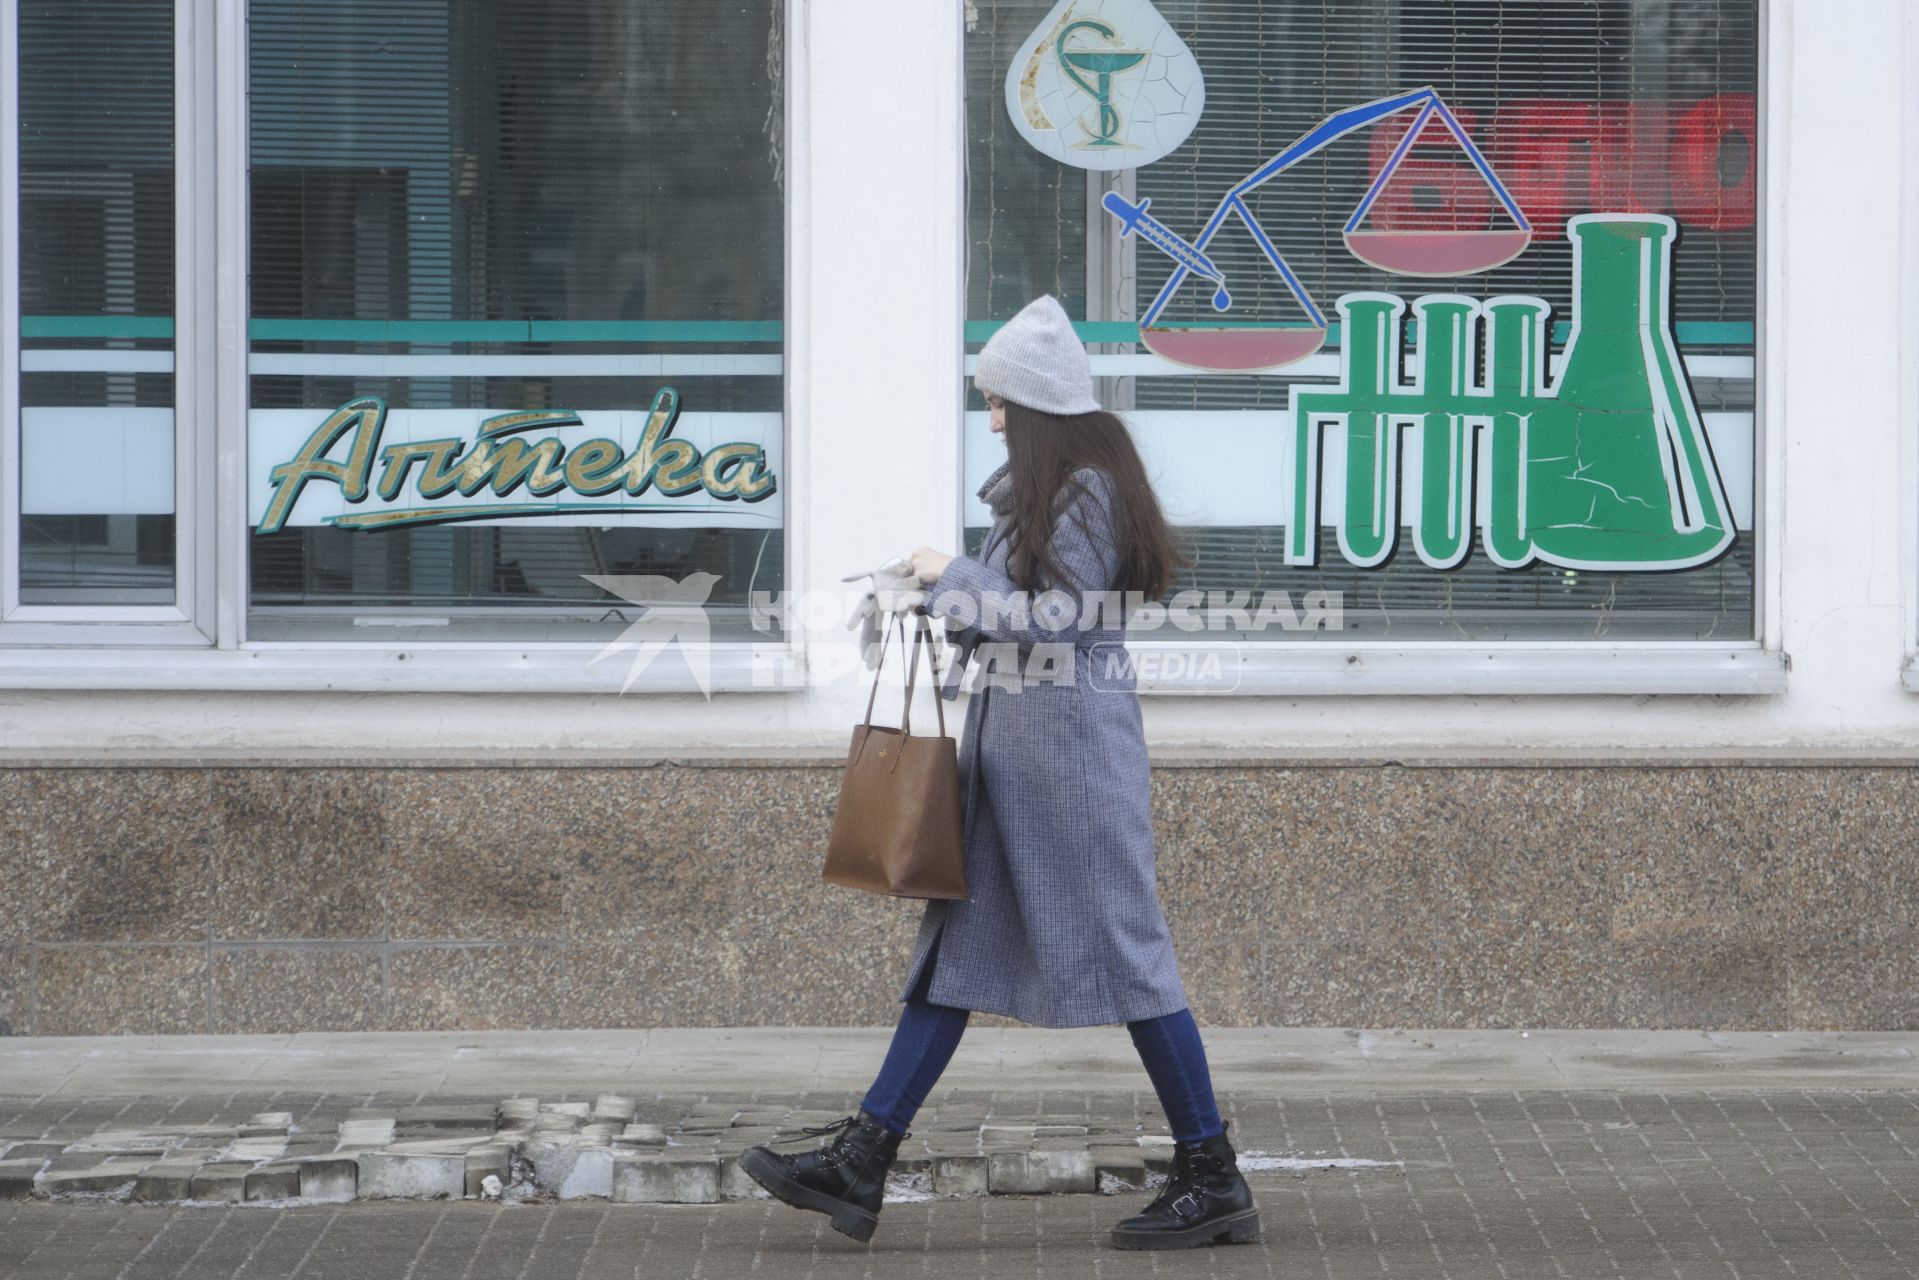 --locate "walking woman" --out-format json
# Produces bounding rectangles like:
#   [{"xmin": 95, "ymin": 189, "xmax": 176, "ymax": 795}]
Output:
[{"xmin": 741, "ymin": 295, "xmax": 1258, "ymax": 1251}]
